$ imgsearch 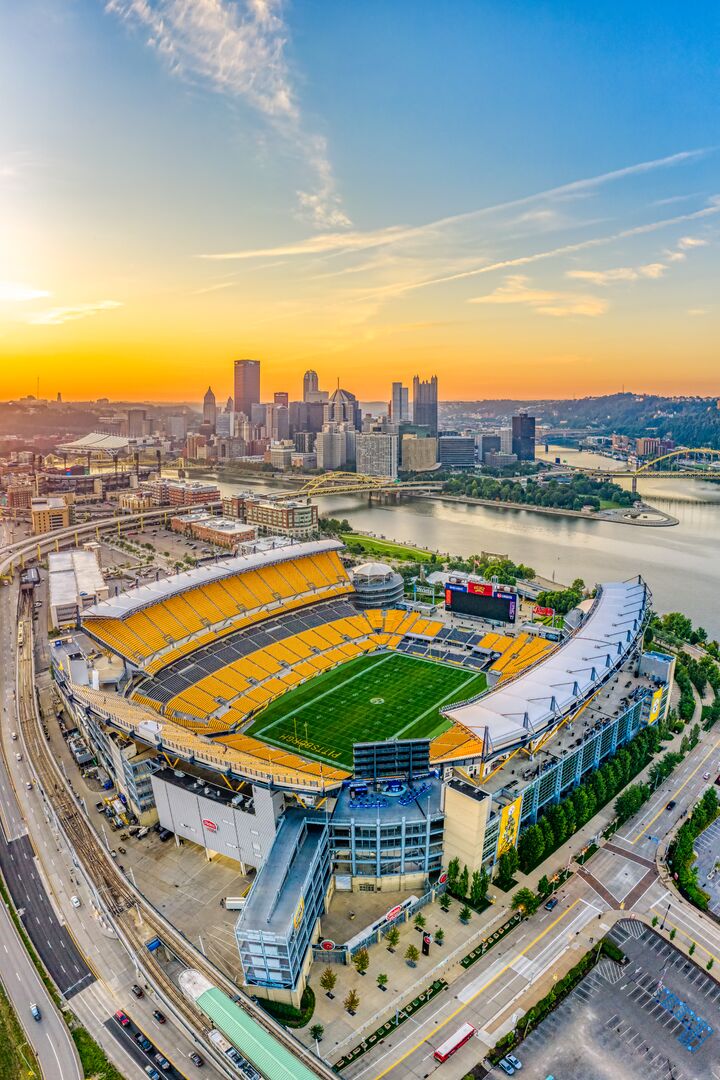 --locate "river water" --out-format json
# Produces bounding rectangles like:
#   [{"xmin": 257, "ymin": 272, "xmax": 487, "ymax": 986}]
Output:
[{"xmin": 199, "ymin": 448, "xmax": 720, "ymax": 636}]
